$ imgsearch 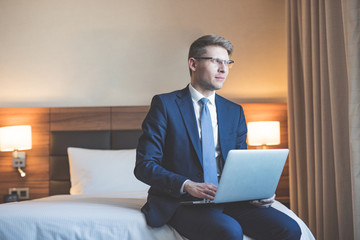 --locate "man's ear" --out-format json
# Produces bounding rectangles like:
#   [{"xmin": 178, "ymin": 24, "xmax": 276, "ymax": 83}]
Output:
[{"xmin": 188, "ymin": 58, "xmax": 197, "ymax": 72}]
